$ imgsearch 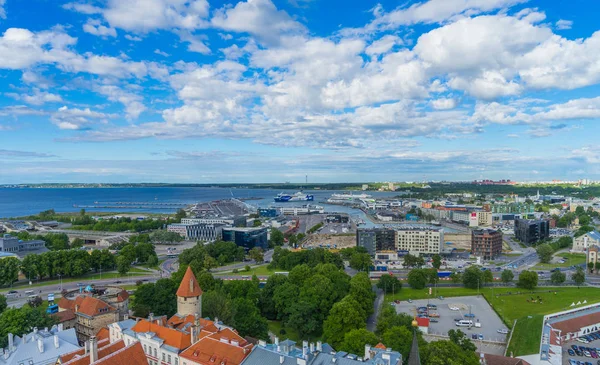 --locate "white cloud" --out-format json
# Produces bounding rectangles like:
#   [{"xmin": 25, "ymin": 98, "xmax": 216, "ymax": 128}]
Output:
[
  {"xmin": 124, "ymin": 34, "xmax": 143, "ymax": 41},
  {"xmin": 0, "ymin": 149, "xmax": 56, "ymax": 158},
  {"xmin": 95, "ymin": 84, "xmax": 147, "ymax": 120},
  {"xmin": 0, "ymin": 0, "xmax": 6, "ymax": 19},
  {"xmin": 6, "ymin": 89, "xmax": 63, "ymax": 105},
  {"xmin": 154, "ymin": 49, "xmax": 170, "ymax": 57},
  {"xmin": 365, "ymin": 34, "xmax": 403, "ymax": 56},
  {"xmin": 555, "ymin": 19, "xmax": 573, "ymax": 30},
  {"xmin": 62, "ymin": 2, "xmax": 103, "ymax": 15},
  {"xmin": 50, "ymin": 106, "xmax": 111, "ymax": 130},
  {"xmin": 211, "ymin": 0, "xmax": 305, "ymax": 45},
  {"xmin": 83, "ymin": 19, "xmax": 117, "ymax": 37},
  {"xmin": 431, "ymin": 98, "xmax": 458, "ymax": 110}
]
